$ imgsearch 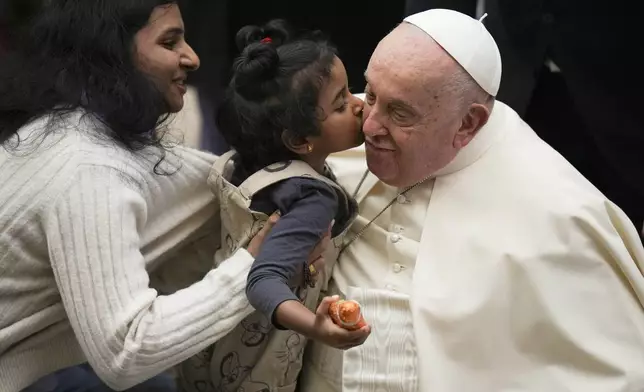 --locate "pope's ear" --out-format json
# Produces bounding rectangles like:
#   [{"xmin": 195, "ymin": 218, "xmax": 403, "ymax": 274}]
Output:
[{"xmin": 453, "ymin": 103, "xmax": 490, "ymax": 149}]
